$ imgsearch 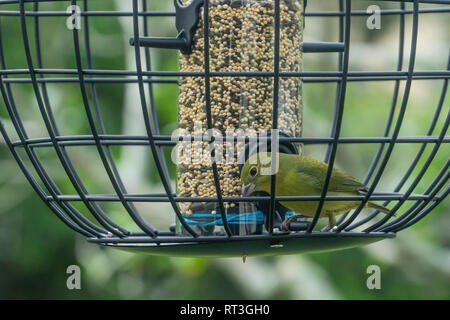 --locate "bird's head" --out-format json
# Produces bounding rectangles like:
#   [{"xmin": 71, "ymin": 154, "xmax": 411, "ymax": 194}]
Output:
[{"xmin": 240, "ymin": 152, "xmax": 273, "ymax": 197}]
